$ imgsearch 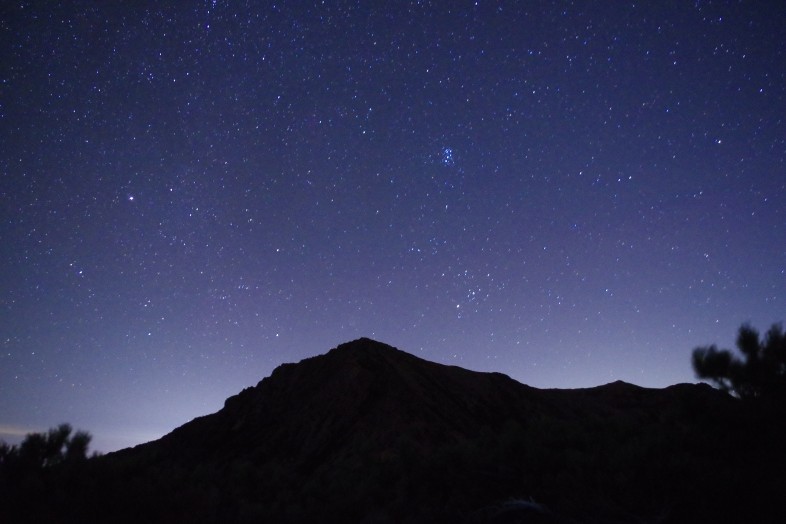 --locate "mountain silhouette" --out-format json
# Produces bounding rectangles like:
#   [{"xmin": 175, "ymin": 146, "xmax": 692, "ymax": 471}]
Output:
[{"xmin": 7, "ymin": 338, "xmax": 785, "ymax": 523}]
